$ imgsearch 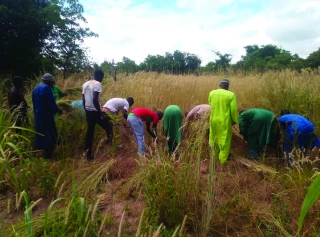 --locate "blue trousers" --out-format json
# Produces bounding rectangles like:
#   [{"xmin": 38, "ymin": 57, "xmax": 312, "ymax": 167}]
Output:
[{"xmin": 127, "ymin": 116, "xmax": 146, "ymax": 156}]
